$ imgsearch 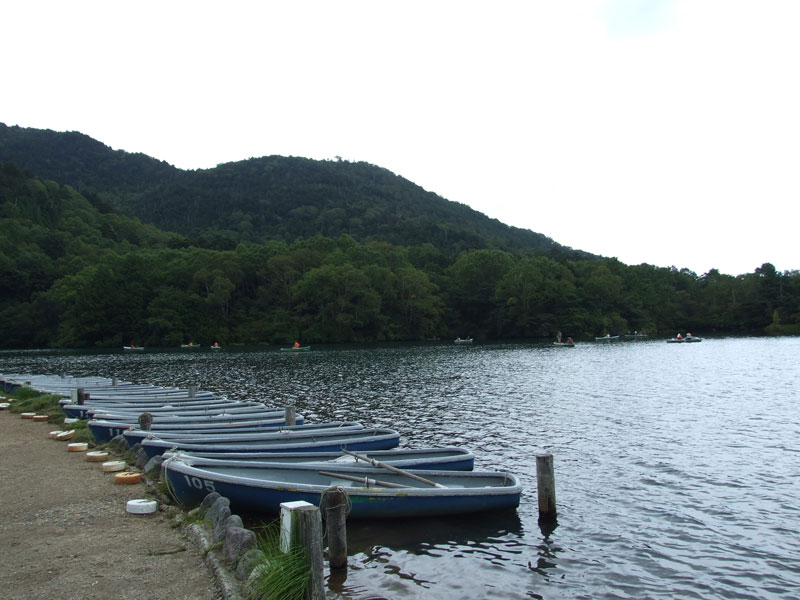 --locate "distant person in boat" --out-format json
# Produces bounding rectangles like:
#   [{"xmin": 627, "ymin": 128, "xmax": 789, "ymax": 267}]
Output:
[
  {"xmin": 557, "ymin": 331, "xmax": 562, "ymax": 343},
  {"xmin": 567, "ymin": 337, "xmax": 574, "ymax": 344},
  {"xmin": 677, "ymin": 333, "xmax": 683, "ymax": 340},
  {"xmin": 294, "ymin": 341, "xmax": 300, "ymax": 348}
]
